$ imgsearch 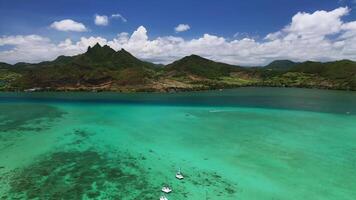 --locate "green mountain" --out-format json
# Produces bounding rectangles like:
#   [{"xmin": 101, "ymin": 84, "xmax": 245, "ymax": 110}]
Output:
[
  {"xmin": 72, "ymin": 44, "xmax": 156, "ymax": 69},
  {"xmin": 5, "ymin": 44, "xmax": 158, "ymax": 90},
  {"xmin": 0, "ymin": 62, "xmax": 12, "ymax": 69},
  {"xmin": 165, "ymin": 54, "xmax": 241, "ymax": 79},
  {"xmin": 0, "ymin": 44, "xmax": 355, "ymax": 92},
  {"xmin": 291, "ymin": 60, "xmax": 356, "ymax": 77},
  {"xmin": 36, "ymin": 44, "xmax": 155, "ymax": 69},
  {"xmin": 265, "ymin": 60, "xmax": 298, "ymax": 71},
  {"xmin": 290, "ymin": 60, "xmax": 356, "ymax": 90}
]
